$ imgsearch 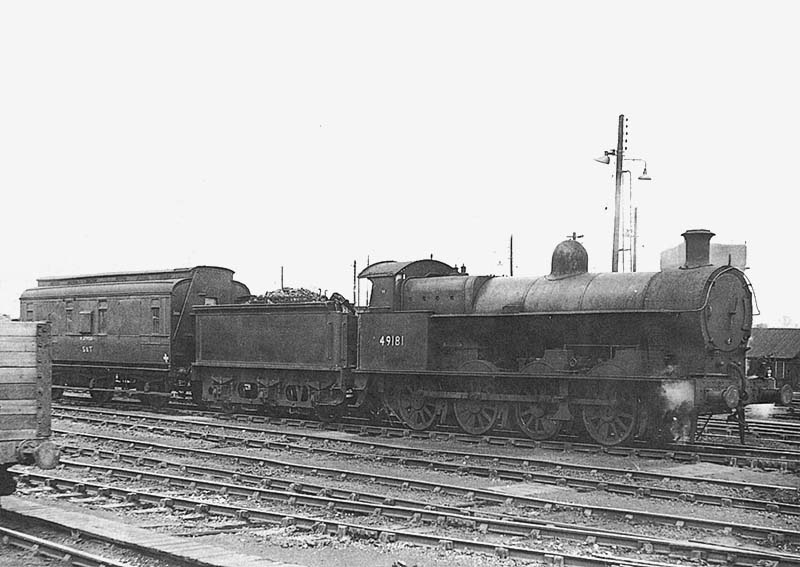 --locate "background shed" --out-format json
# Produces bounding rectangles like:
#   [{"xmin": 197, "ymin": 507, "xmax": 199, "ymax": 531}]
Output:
[{"xmin": 747, "ymin": 328, "xmax": 800, "ymax": 390}]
